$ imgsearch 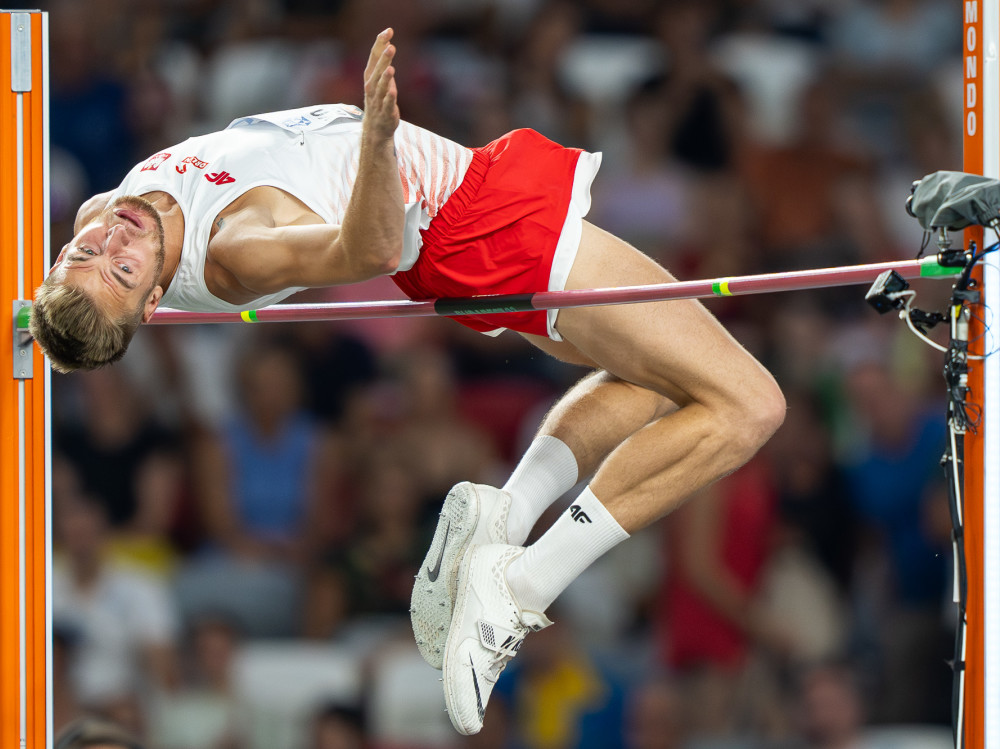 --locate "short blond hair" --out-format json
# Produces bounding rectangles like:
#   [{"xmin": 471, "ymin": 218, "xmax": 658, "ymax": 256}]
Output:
[{"xmin": 29, "ymin": 277, "xmax": 143, "ymax": 373}]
